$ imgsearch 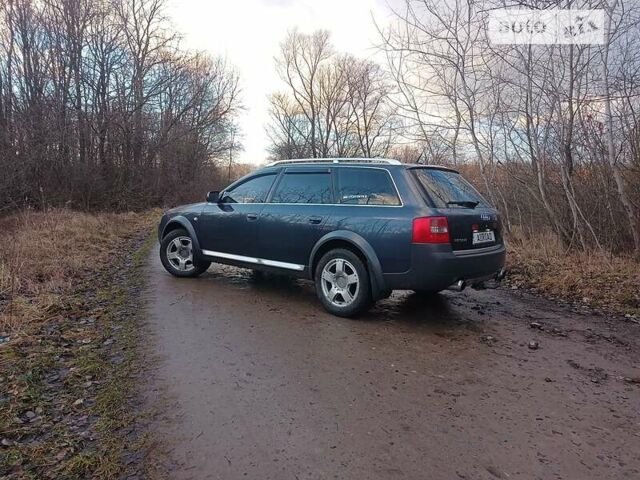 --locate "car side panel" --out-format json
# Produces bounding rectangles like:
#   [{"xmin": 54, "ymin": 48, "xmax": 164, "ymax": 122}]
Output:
[
  {"xmin": 197, "ymin": 203, "xmax": 265, "ymax": 257},
  {"xmin": 258, "ymin": 204, "xmax": 333, "ymax": 267},
  {"xmin": 323, "ymin": 206, "xmax": 415, "ymax": 274},
  {"xmin": 309, "ymin": 230, "xmax": 387, "ymax": 300},
  {"xmin": 160, "ymin": 215, "xmax": 202, "ymax": 254}
]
